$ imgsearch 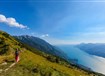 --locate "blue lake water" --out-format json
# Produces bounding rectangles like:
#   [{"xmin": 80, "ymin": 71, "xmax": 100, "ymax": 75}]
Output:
[{"xmin": 57, "ymin": 45, "xmax": 105, "ymax": 74}]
